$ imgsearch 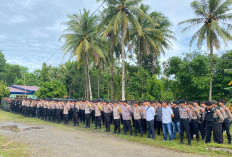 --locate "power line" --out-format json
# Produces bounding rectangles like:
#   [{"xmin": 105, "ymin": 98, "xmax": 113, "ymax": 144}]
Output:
[{"xmin": 44, "ymin": 0, "xmax": 107, "ymax": 65}]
